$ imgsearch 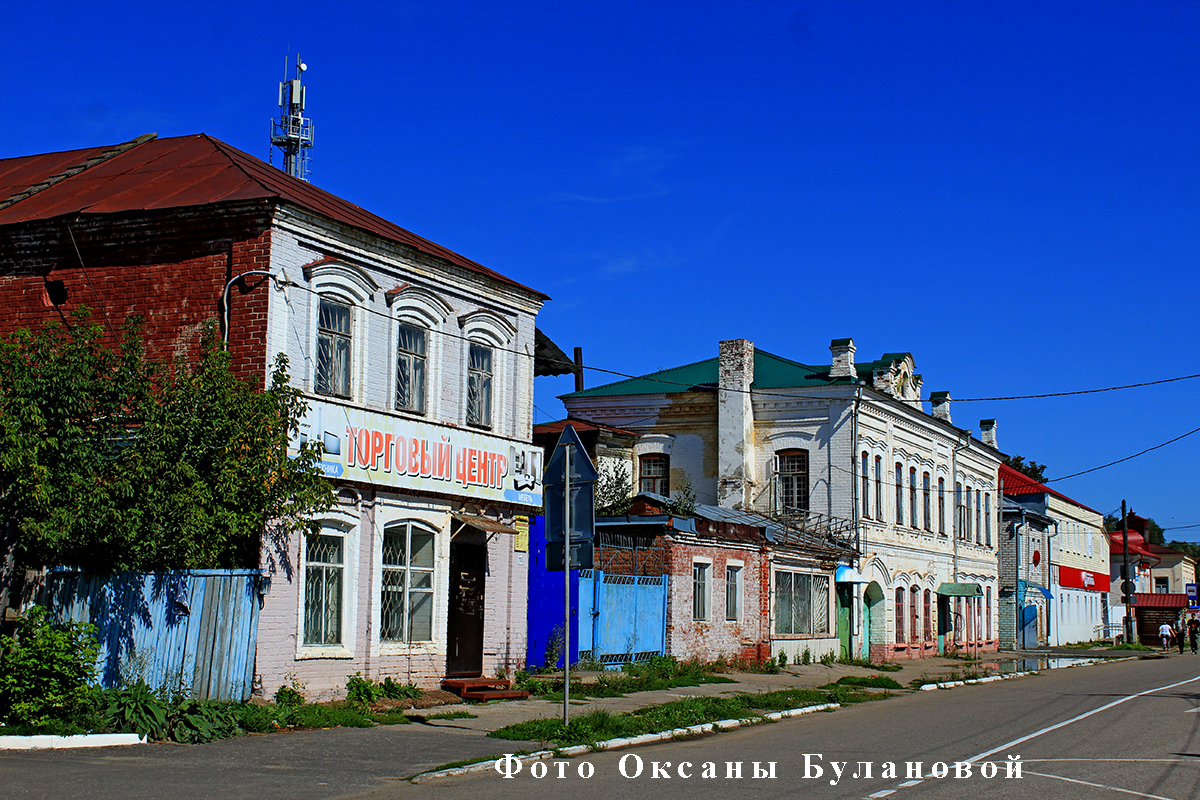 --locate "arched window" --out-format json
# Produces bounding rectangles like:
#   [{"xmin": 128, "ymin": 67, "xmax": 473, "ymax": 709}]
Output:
[
  {"xmin": 938, "ymin": 477, "xmax": 946, "ymax": 535},
  {"xmin": 381, "ymin": 522, "xmax": 436, "ymax": 642},
  {"xmin": 874, "ymin": 456, "xmax": 883, "ymax": 518},
  {"xmin": 985, "ymin": 587, "xmax": 992, "ymax": 641},
  {"xmin": 975, "ymin": 490, "xmax": 982, "ymax": 544},
  {"xmin": 909, "ymin": 467, "xmax": 918, "ymax": 529},
  {"xmin": 895, "ymin": 463, "xmax": 904, "ymax": 526},
  {"xmin": 861, "ymin": 452, "xmax": 870, "ymax": 518},
  {"xmin": 922, "ymin": 472, "xmax": 931, "ymax": 531},
  {"xmin": 910, "ymin": 586, "xmax": 920, "ymax": 643},
  {"xmin": 315, "ymin": 296, "xmax": 352, "ymax": 398},
  {"xmin": 395, "ymin": 323, "xmax": 427, "ymax": 413},
  {"xmin": 923, "ymin": 589, "xmax": 932, "ymax": 641},
  {"xmin": 895, "ymin": 587, "xmax": 906, "ymax": 644},
  {"xmin": 984, "ymin": 493, "xmax": 992, "ymax": 546}
]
